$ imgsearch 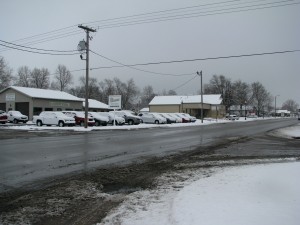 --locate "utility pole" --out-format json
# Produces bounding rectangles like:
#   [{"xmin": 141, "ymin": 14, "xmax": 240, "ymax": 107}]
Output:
[
  {"xmin": 197, "ymin": 71, "xmax": 203, "ymax": 123},
  {"xmin": 78, "ymin": 25, "xmax": 96, "ymax": 128}
]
